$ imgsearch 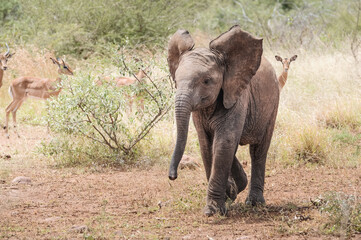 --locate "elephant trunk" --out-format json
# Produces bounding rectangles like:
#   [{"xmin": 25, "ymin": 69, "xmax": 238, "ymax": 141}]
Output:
[{"xmin": 169, "ymin": 92, "xmax": 192, "ymax": 180}]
